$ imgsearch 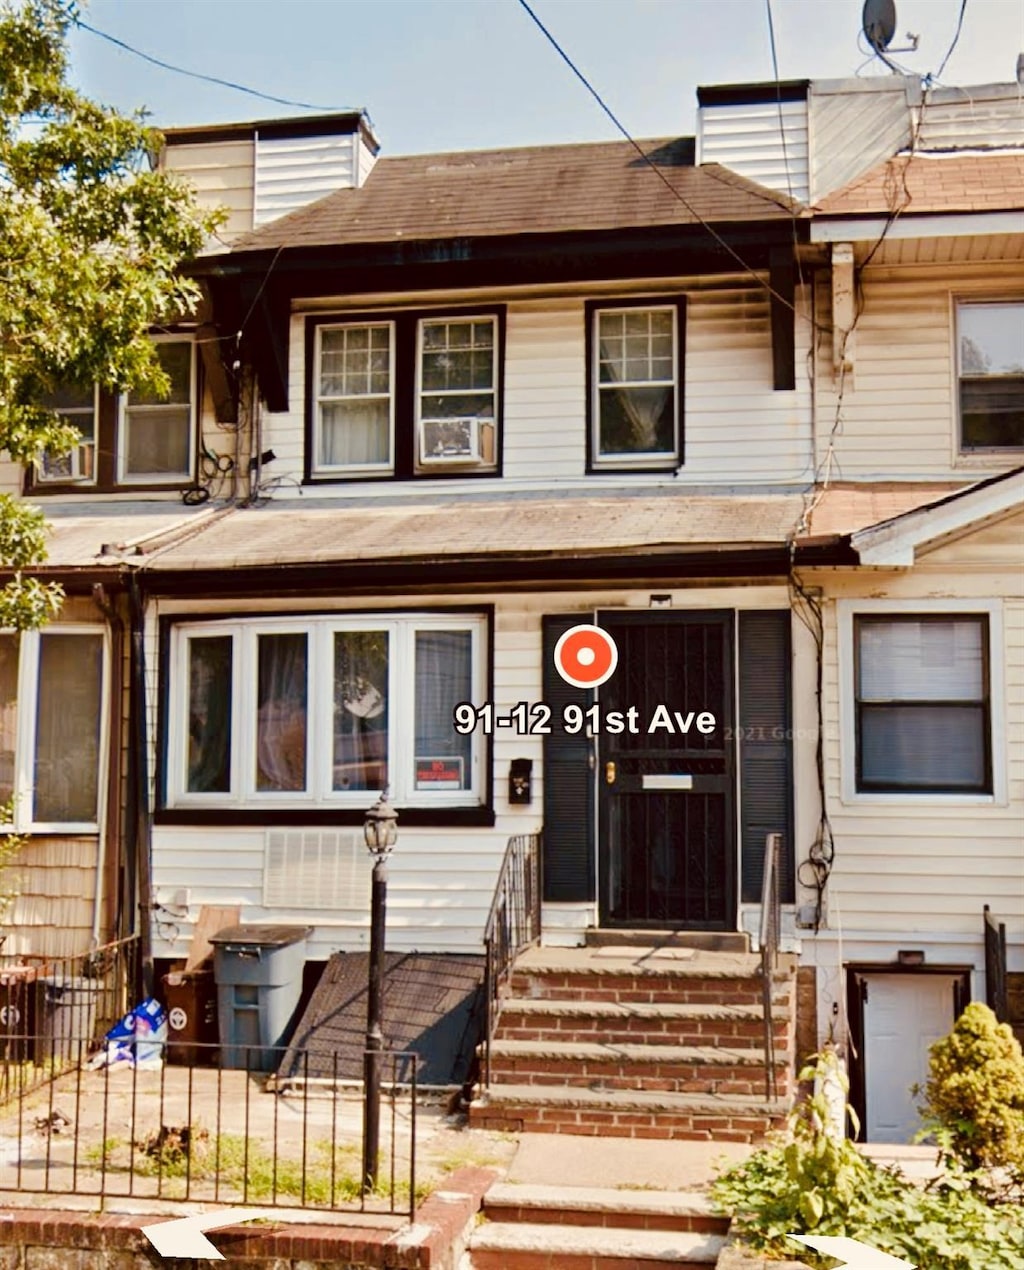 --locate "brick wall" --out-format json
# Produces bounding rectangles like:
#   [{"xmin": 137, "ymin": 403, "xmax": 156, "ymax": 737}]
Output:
[{"xmin": 794, "ymin": 965, "xmax": 818, "ymax": 1071}]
